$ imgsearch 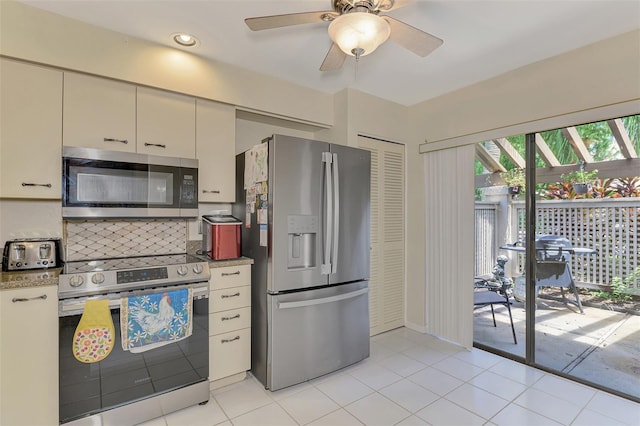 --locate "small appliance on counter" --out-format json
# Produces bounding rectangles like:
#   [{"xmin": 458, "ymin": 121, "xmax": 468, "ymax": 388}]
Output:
[
  {"xmin": 202, "ymin": 215, "xmax": 242, "ymax": 260},
  {"xmin": 2, "ymin": 238, "xmax": 62, "ymax": 271}
]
